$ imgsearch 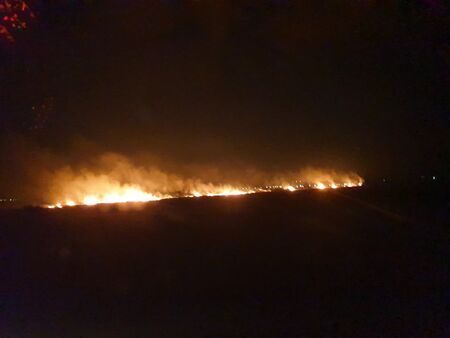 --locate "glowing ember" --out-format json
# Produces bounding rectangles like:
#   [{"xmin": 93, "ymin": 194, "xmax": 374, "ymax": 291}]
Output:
[
  {"xmin": 83, "ymin": 196, "xmax": 100, "ymax": 206},
  {"xmin": 206, "ymin": 189, "xmax": 253, "ymax": 197},
  {"xmin": 316, "ymin": 182, "xmax": 326, "ymax": 190}
]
